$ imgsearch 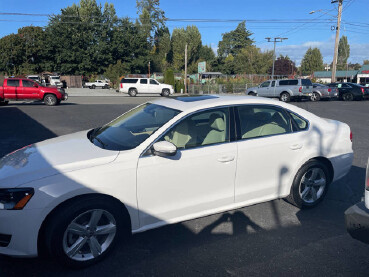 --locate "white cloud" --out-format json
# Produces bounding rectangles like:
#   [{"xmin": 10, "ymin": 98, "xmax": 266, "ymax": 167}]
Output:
[{"xmin": 260, "ymin": 36, "xmax": 369, "ymax": 66}]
